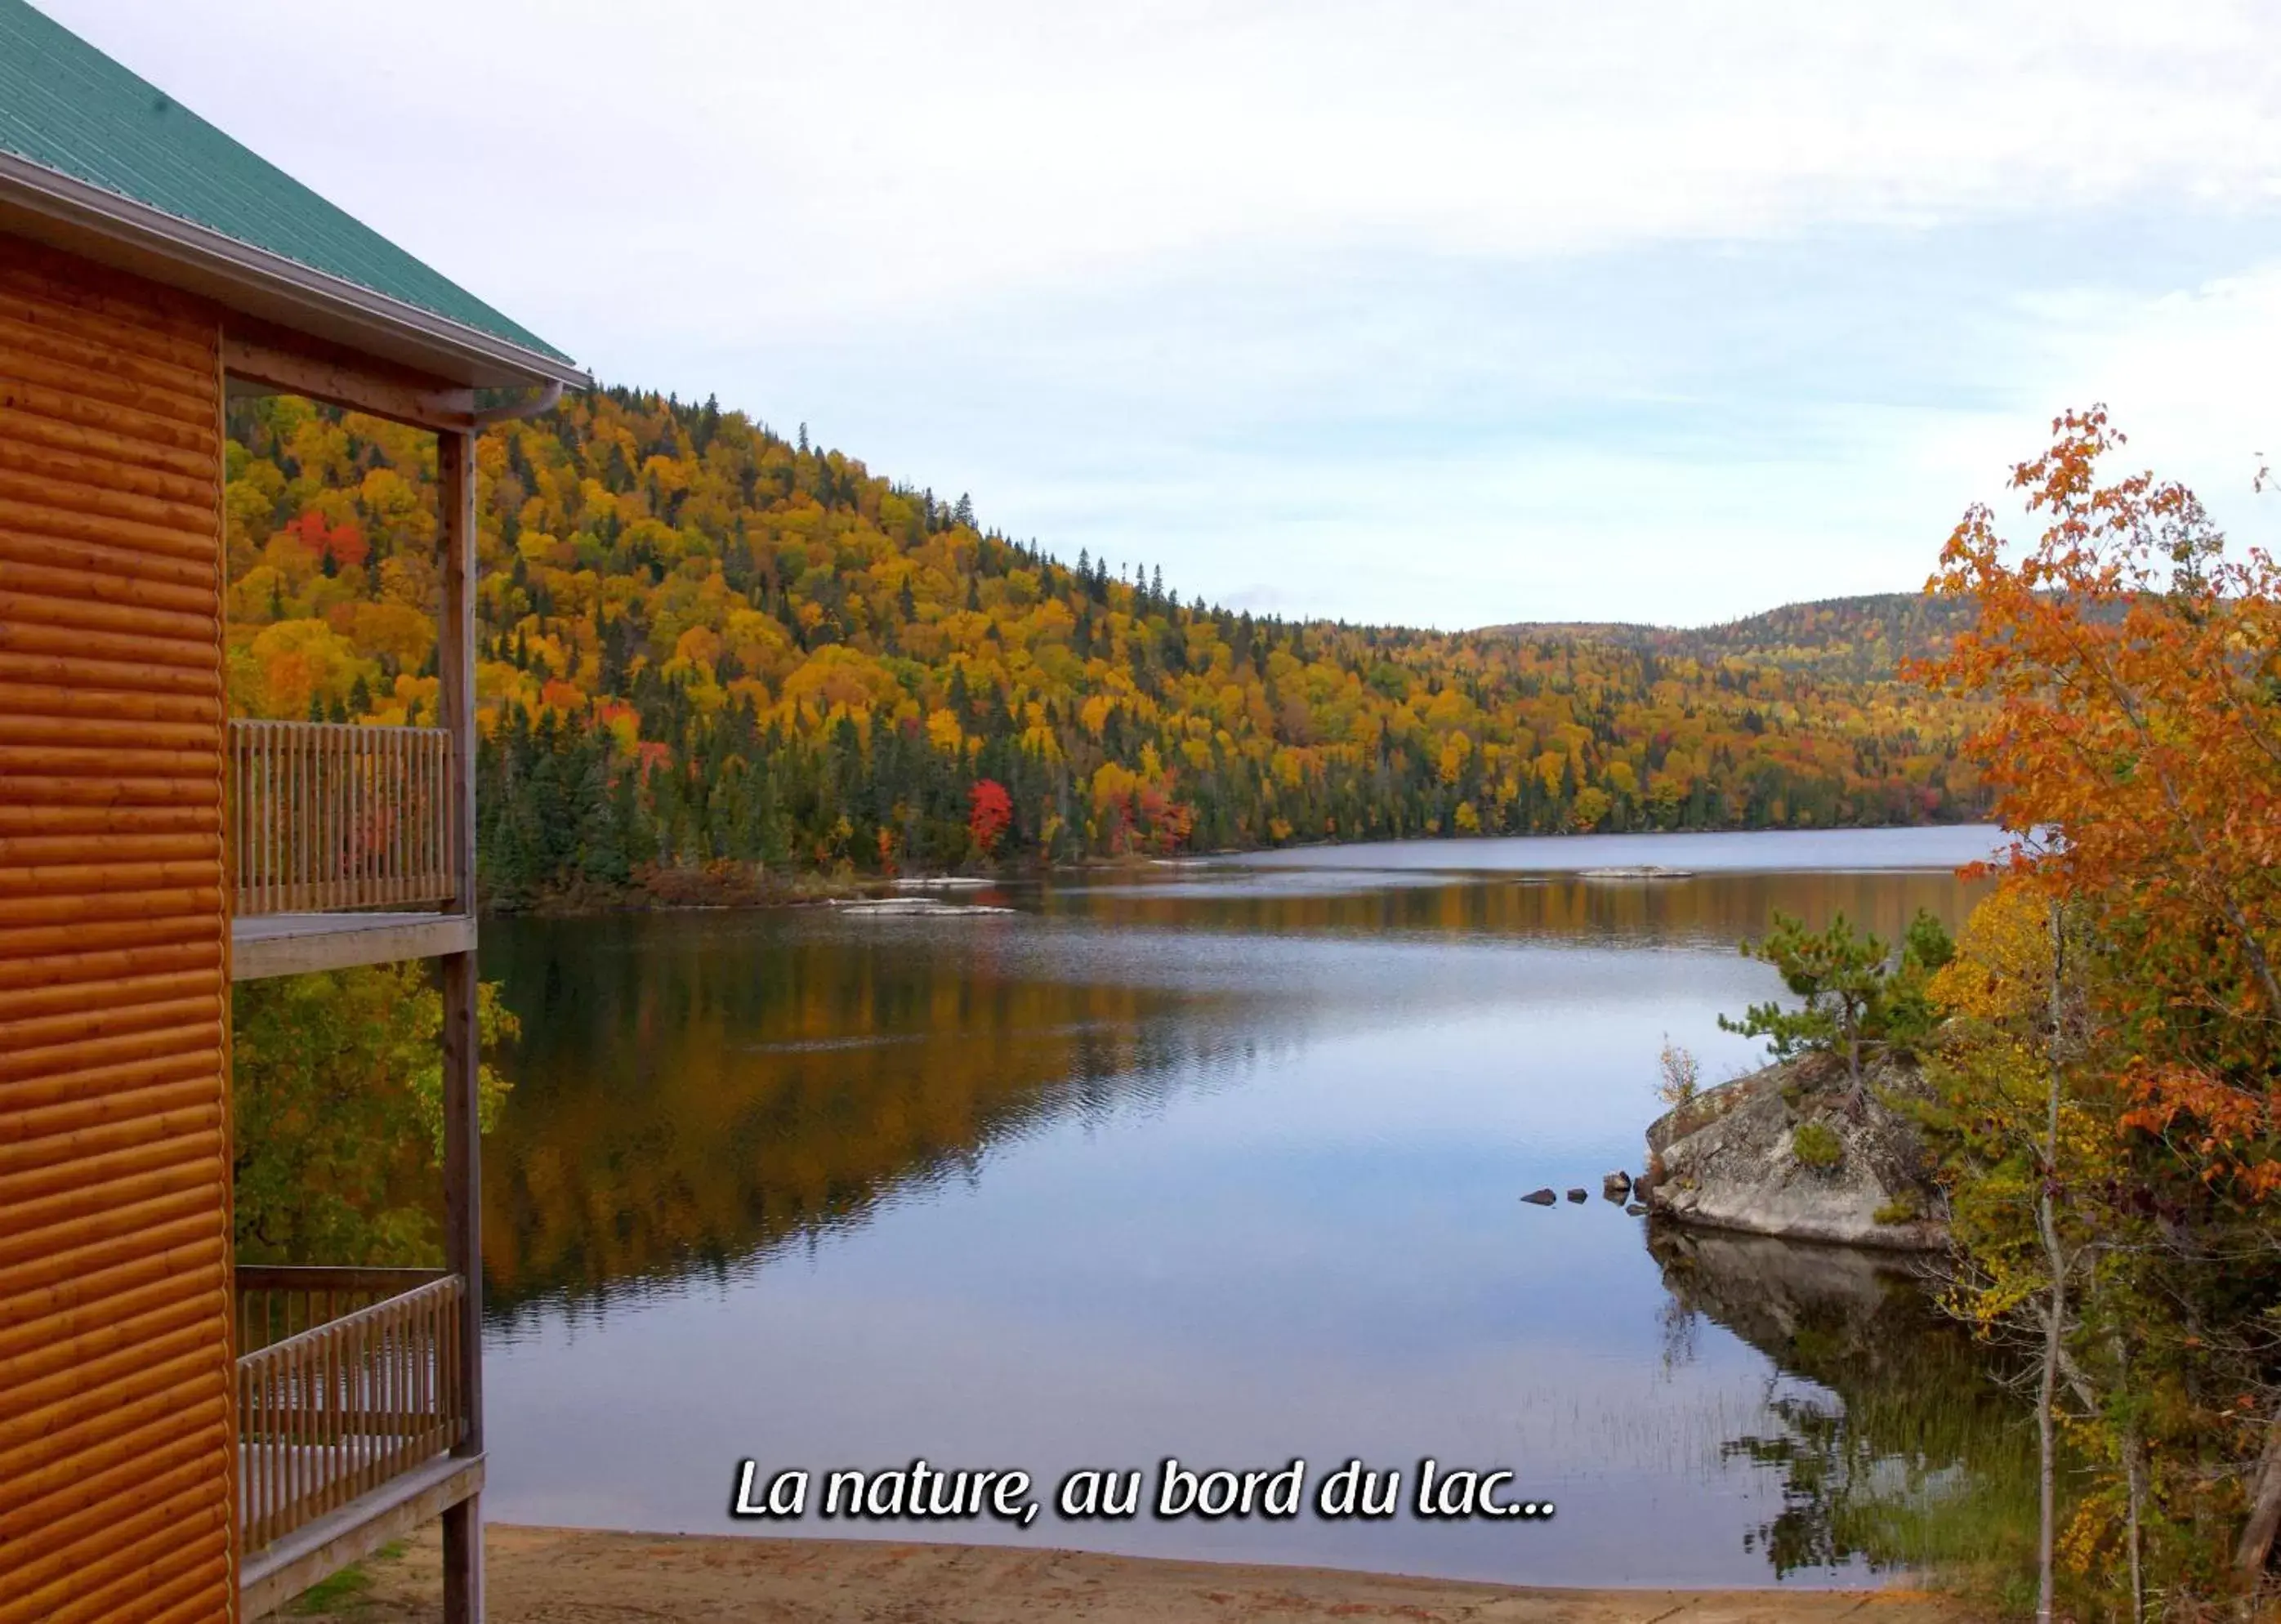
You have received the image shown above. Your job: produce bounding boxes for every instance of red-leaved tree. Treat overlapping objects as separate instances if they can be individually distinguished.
[967,779,1013,857]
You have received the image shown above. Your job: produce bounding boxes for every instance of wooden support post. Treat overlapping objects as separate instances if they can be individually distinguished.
[436,427,484,1624]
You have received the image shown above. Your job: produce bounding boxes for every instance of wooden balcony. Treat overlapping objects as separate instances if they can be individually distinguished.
[227,720,475,979]
[234,1267,482,1617]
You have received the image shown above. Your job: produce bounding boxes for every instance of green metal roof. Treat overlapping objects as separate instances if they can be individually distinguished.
[0,0,572,365]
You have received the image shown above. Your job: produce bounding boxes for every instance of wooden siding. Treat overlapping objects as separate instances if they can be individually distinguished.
[0,239,236,1621]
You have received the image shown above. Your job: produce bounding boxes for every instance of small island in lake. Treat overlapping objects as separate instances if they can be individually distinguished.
[1643,1051,1945,1251]
[1640,908,1949,1251]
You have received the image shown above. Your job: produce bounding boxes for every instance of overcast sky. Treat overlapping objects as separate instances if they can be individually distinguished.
[42,0,2281,628]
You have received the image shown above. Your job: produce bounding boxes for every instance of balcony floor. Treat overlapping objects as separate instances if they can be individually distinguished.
[239,1452,482,1619]
[232,912,475,979]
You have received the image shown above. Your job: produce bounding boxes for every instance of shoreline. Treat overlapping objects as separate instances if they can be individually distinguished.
[298,1524,1975,1622]
[478,819,2001,919]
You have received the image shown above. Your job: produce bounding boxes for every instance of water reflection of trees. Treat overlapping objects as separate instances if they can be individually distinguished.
[1050,869,1979,949]
[479,916,1277,1318]
[1649,1227,2036,1581]
[478,872,1984,1323]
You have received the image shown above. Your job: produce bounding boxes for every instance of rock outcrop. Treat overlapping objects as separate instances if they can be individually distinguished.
[1643,1051,1946,1251]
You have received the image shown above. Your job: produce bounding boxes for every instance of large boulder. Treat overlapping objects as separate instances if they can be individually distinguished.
[1643,1051,1946,1251]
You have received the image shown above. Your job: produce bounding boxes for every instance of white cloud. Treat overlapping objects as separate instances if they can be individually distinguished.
[49,1,2281,317]
[2025,267,2281,492]
[37,0,2281,624]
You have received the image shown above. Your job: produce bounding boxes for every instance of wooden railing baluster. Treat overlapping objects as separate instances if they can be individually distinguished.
[225,721,459,916]
[231,1269,463,1558]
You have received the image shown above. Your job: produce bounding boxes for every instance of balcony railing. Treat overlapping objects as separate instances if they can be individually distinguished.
[228,720,457,916]
[234,1267,466,1556]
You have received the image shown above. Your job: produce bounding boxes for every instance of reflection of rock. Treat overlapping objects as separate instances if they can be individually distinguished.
[1645,1054,1945,1251]
[1646,1222,2031,1581]
[1650,1225,1926,1361]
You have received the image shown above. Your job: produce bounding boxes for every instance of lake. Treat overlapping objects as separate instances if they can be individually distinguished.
[474,824,2033,1588]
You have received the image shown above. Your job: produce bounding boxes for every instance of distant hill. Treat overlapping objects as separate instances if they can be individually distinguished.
[219,386,1989,903]
[1479,593,1978,683]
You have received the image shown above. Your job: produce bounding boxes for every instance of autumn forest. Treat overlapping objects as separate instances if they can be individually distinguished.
[217,367,2281,1617]
[221,386,1984,904]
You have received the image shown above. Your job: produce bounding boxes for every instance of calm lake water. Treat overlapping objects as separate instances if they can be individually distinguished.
[475,825,2033,1588]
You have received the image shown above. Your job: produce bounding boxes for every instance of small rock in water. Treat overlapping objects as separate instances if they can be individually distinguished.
[1601,1170,1632,1201]
[1626,1202,1649,1216]
[1565,1188,1589,1203]
[1520,1188,1557,1206]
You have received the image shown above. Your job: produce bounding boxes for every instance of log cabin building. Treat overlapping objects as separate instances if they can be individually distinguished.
[0,3,587,1617]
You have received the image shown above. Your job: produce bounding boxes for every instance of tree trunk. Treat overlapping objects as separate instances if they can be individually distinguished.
[2037,1200,2064,1624]
[2109,1330,2145,1624]
[1841,1002,1865,1115]
[2035,901,2067,1624]
[2124,1427,2145,1624]
[2233,1412,2281,1583]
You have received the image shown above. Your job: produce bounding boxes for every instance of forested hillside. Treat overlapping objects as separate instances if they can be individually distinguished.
[1484,592,1982,682]
[221,387,1984,906]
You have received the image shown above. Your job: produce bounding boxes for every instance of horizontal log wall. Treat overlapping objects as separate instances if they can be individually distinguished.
[0,239,237,1620]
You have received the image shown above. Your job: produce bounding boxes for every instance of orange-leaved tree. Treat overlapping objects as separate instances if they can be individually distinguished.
[1916,406,2281,1591]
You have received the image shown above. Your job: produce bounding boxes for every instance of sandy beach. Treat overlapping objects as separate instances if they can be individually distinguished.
[289,1524,1975,1624]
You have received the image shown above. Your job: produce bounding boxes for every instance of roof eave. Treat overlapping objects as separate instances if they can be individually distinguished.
[0,149,591,392]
